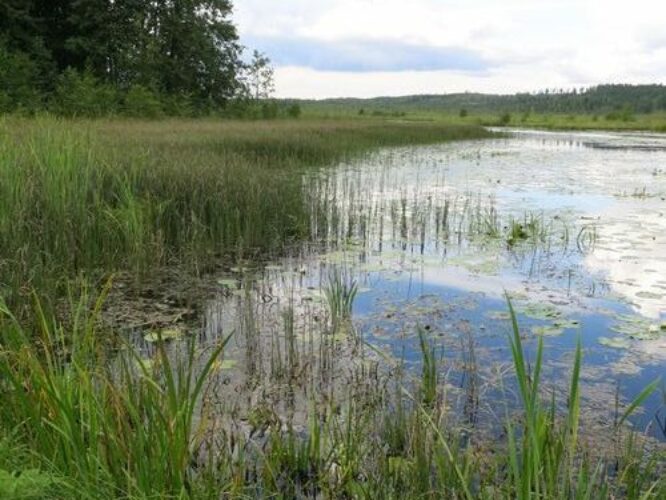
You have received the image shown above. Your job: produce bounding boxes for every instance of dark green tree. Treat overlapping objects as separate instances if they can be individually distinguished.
[0,0,247,115]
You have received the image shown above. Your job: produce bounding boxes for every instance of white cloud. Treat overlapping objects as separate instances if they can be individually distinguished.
[235,0,666,98]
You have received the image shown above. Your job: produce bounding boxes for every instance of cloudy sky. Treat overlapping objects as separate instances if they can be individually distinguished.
[235,0,666,99]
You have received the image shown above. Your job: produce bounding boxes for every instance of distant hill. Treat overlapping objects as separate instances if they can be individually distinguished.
[299,84,666,115]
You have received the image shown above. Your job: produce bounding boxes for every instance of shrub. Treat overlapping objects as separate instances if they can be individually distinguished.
[51,68,118,117]
[459,108,468,118]
[605,104,634,122]
[261,100,279,119]
[0,43,44,114]
[162,92,195,117]
[123,84,164,118]
[287,103,302,118]
[499,112,512,125]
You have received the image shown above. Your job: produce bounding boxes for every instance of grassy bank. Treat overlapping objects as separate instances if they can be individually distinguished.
[301,106,666,132]
[0,117,493,309]
[480,112,666,132]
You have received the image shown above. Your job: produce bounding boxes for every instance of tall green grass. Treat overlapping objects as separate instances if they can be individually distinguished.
[0,292,663,498]
[0,117,493,310]
[0,287,232,498]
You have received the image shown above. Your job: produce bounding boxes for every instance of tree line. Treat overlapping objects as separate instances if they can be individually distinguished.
[314,85,666,116]
[0,0,291,117]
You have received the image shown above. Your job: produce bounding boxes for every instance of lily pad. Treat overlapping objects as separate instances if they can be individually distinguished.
[532,325,565,336]
[359,262,389,273]
[610,314,666,340]
[552,319,580,329]
[485,310,511,321]
[519,304,562,321]
[144,326,186,343]
[599,337,631,349]
[635,291,663,300]
[212,359,238,372]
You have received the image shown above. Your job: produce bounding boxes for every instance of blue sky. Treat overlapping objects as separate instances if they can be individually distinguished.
[235,0,666,98]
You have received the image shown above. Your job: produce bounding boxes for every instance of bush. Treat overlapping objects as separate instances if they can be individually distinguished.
[287,103,302,118]
[459,108,468,118]
[51,68,118,117]
[499,112,512,125]
[123,85,164,118]
[0,43,44,114]
[162,92,195,117]
[606,104,634,122]
[261,100,279,119]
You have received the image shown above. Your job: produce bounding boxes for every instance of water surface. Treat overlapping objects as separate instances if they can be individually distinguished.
[203,128,666,439]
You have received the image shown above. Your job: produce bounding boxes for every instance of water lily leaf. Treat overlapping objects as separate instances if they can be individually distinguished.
[599,337,631,349]
[552,319,580,329]
[358,262,388,273]
[610,313,665,340]
[144,326,186,343]
[635,291,663,300]
[520,304,562,321]
[485,310,511,321]
[532,325,564,336]
[212,359,237,372]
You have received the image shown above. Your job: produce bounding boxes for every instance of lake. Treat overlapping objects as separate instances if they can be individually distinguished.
[191,128,666,441]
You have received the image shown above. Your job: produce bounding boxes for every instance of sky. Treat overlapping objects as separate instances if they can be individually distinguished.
[234,0,666,99]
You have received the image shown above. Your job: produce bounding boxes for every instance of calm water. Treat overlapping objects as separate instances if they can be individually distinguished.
[202,129,666,439]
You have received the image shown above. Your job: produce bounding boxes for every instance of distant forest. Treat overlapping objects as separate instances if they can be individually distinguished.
[0,0,287,117]
[305,85,666,115]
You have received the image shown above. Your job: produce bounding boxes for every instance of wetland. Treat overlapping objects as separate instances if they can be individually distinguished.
[1,119,665,498]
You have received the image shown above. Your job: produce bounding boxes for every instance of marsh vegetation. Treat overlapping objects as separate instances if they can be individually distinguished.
[1,118,665,499]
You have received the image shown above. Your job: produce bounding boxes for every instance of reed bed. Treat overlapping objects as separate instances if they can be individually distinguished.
[0,117,493,310]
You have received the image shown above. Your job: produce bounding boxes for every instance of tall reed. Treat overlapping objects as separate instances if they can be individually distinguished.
[0,286,232,498]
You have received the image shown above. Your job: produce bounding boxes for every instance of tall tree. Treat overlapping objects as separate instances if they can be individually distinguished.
[0,0,245,112]
[245,50,275,100]
[156,0,242,106]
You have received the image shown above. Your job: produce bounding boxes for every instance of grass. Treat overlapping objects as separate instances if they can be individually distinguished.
[324,270,358,337]
[1,291,662,498]
[0,116,493,312]
[0,287,233,498]
[0,115,664,498]
[301,104,666,132]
